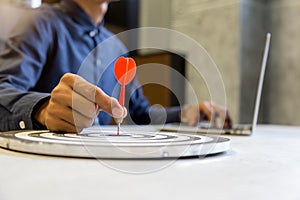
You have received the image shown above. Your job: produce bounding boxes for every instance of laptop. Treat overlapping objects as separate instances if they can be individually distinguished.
[161,33,271,136]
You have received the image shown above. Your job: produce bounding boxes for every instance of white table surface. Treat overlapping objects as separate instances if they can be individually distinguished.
[1,125,300,200]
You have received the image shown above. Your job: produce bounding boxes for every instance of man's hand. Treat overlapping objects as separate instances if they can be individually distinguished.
[34,73,126,133]
[180,101,232,129]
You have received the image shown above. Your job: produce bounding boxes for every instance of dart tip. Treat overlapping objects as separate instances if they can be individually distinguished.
[117,123,120,136]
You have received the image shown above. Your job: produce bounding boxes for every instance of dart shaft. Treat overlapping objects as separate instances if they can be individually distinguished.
[119,84,125,107]
[117,84,126,136]
[115,118,123,136]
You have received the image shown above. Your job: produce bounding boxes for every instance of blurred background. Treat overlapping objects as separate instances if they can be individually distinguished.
[0,0,299,125]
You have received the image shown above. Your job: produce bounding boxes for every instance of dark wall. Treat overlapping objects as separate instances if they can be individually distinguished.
[105,0,139,30]
[240,0,271,123]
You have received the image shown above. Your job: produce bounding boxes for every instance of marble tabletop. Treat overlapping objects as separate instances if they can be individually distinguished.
[0,125,300,200]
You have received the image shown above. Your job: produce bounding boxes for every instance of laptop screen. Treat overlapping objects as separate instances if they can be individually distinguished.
[251,33,271,133]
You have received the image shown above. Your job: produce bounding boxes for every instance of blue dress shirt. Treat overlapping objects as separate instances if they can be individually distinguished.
[0,0,180,131]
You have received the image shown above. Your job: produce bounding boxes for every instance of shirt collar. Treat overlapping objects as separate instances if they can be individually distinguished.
[60,0,104,35]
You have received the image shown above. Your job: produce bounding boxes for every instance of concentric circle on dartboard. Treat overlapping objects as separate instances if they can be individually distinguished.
[0,128,230,159]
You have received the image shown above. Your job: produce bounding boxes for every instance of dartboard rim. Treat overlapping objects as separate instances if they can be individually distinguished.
[0,129,230,159]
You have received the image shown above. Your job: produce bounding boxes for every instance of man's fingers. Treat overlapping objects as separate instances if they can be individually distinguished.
[113,105,127,119]
[114,107,127,124]
[46,100,94,129]
[210,102,233,128]
[199,101,233,128]
[199,102,214,121]
[48,120,82,133]
[62,73,125,119]
[181,105,200,126]
[210,103,224,119]
[72,91,99,119]
[210,103,225,127]
[199,102,221,127]
[224,110,233,128]
[95,89,125,119]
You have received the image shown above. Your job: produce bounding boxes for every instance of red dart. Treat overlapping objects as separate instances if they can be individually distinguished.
[114,56,136,135]
[114,56,136,106]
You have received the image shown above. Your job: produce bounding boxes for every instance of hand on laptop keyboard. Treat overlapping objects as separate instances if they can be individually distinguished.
[180,101,232,129]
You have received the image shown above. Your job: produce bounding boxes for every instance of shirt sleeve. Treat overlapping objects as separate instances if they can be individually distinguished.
[0,10,51,131]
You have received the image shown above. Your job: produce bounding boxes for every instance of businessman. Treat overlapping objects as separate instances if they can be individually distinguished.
[0,0,232,132]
